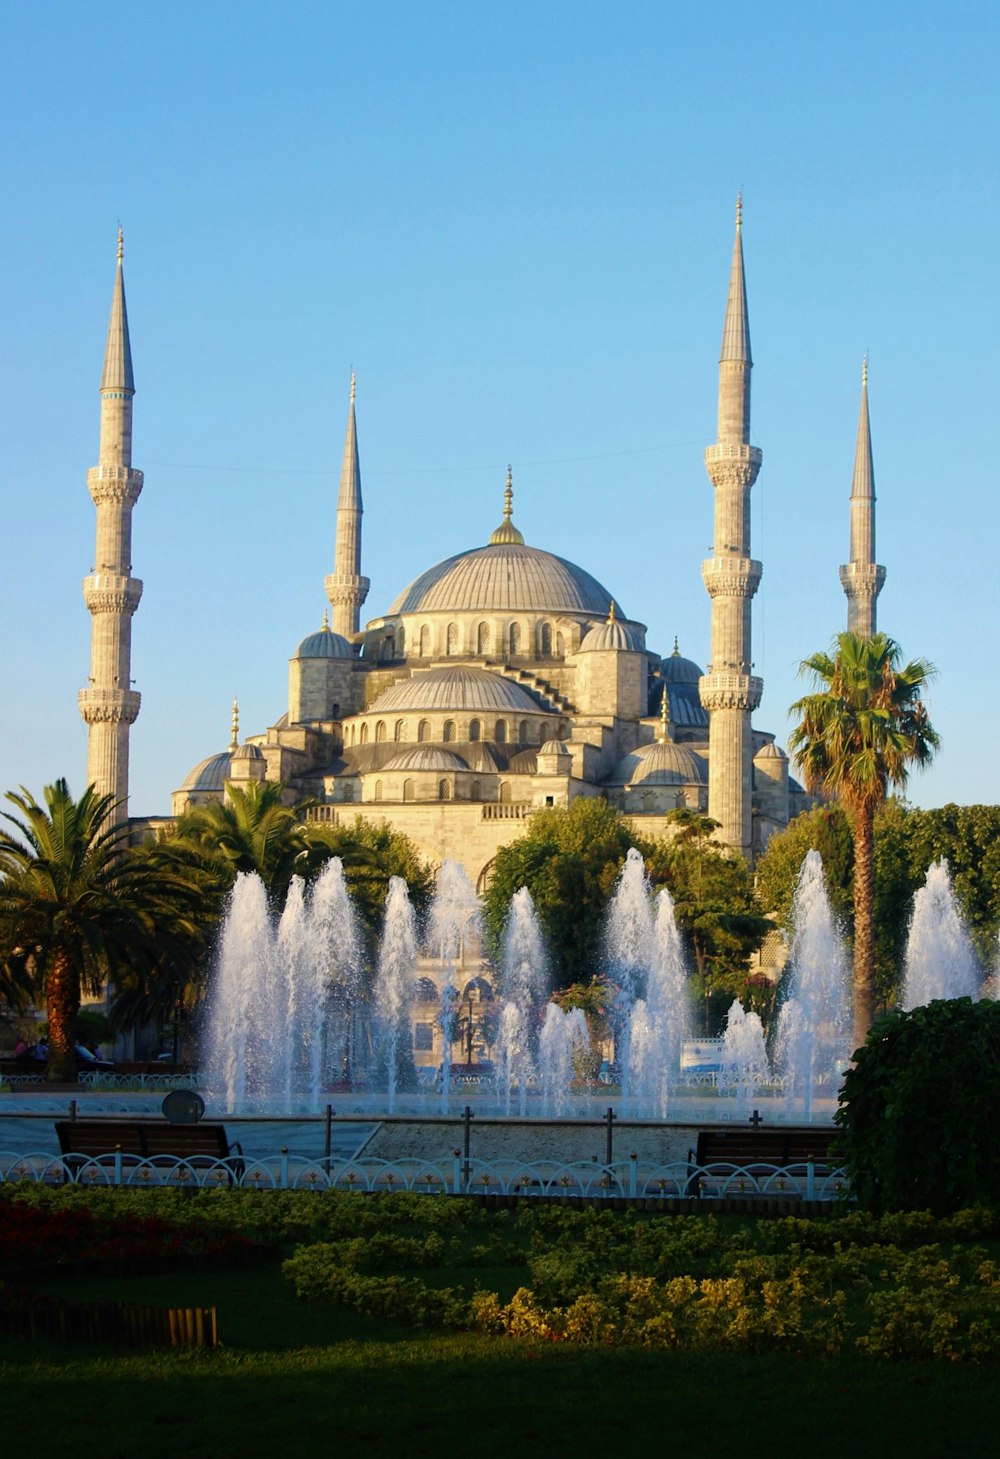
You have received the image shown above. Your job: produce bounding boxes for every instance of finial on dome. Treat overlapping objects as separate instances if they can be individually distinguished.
[672,636,680,656]
[350,370,356,406]
[230,696,239,751]
[117,226,124,263]
[322,607,330,631]
[608,600,617,623]
[659,686,671,743]
[488,464,525,545]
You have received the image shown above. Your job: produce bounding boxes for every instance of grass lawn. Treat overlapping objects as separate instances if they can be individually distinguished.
[3,1189,999,1458]
[2,1261,996,1459]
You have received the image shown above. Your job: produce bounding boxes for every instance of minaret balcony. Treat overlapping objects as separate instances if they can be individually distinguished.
[838,563,886,592]
[87,465,143,506]
[704,443,762,469]
[78,687,141,725]
[83,574,143,615]
[701,557,762,597]
[698,672,763,713]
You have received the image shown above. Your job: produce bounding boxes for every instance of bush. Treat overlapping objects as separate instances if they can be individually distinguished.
[835,998,1000,1214]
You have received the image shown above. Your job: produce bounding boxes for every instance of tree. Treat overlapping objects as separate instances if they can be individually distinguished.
[835,999,1000,1214]
[170,781,323,905]
[0,780,210,1082]
[789,632,938,1048]
[308,814,434,939]
[482,799,770,1005]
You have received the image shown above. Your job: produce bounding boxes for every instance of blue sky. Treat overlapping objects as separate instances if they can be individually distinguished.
[1,1,997,816]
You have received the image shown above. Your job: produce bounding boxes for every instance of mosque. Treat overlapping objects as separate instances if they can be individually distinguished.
[82,206,883,891]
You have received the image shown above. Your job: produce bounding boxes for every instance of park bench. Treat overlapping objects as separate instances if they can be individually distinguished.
[53,1120,244,1183]
[688,1126,840,1197]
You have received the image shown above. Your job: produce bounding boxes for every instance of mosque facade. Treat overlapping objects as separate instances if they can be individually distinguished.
[84,208,883,888]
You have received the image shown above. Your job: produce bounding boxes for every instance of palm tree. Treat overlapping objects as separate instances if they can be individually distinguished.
[170,781,324,904]
[0,780,211,1082]
[789,632,938,1047]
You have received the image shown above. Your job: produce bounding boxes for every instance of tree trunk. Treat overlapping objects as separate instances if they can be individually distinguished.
[46,947,80,1084]
[852,804,876,1051]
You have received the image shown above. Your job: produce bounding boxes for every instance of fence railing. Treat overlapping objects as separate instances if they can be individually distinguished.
[0,1149,849,1203]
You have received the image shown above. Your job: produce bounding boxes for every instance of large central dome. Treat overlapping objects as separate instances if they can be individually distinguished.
[388,541,618,617]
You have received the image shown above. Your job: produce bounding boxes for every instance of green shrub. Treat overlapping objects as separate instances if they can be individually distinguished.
[835,998,1000,1214]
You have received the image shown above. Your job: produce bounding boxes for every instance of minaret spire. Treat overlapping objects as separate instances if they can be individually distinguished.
[325,372,369,638]
[839,356,885,636]
[79,230,143,822]
[698,199,763,861]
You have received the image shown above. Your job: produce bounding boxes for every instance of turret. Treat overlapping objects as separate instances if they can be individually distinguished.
[78,230,143,820]
[325,373,370,638]
[698,197,763,861]
[839,357,886,635]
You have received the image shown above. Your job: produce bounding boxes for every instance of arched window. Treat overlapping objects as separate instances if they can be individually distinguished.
[438,779,451,801]
[342,782,356,803]
[446,622,459,655]
[403,779,415,803]
[394,719,404,742]
[495,720,507,743]
[477,622,490,655]
[443,720,456,743]
[397,625,406,657]
[375,720,386,743]
[469,718,481,742]
[499,781,511,803]
[418,719,431,743]
[539,622,553,656]
[470,779,481,800]
[556,632,565,656]
[509,622,521,656]
[374,780,383,802]
[419,624,431,657]
[518,719,528,743]
[360,723,369,744]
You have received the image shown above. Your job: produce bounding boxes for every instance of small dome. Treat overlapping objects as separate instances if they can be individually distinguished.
[539,738,571,757]
[507,749,538,773]
[609,740,707,787]
[232,741,265,762]
[660,639,704,683]
[368,666,544,715]
[754,741,788,762]
[177,750,231,792]
[296,624,354,659]
[380,747,469,773]
[578,608,644,654]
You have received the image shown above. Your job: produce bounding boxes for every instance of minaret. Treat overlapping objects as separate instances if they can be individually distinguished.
[839,357,885,635]
[698,197,763,861]
[325,372,369,638]
[78,230,143,820]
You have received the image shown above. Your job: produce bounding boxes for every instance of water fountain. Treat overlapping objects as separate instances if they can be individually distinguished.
[495,886,548,1115]
[902,860,981,1009]
[373,876,419,1114]
[204,857,363,1114]
[775,849,851,1121]
[605,849,690,1117]
[719,999,769,1120]
[425,860,483,1112]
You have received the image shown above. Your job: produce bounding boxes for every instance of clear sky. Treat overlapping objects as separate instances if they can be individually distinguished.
[1,1,997,817]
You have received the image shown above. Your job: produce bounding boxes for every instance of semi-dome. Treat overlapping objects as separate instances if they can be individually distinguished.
[295,623,354,659]
[578,606,644,653]
[368,666,544,715]
[609,740,708,787]
[380,746,469,773]
[177,750,231,792]
[388,542,618,617]
[754,741,788,762]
